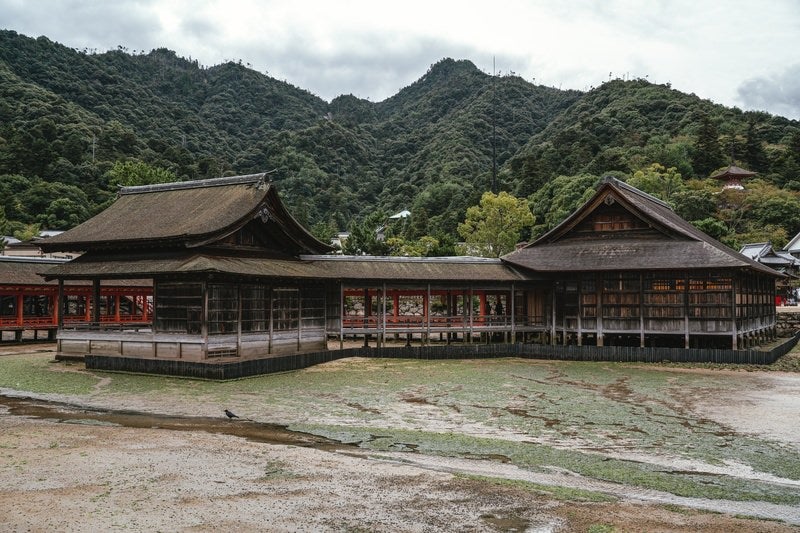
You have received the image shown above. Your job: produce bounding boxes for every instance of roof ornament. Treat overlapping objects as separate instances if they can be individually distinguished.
[256,168,279,190]
[257,206,271,223]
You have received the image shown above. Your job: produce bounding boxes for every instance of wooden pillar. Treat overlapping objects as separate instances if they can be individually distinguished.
[510,284,516,343]
[92,279,101,324]
[57,280,64,329]
[201,281,209,359]
[83,292,91,322]
[551,287,557,345]
[425,284,431,345]
[639,273,645,348]
[363,288,370,348]
[339,283,344,350]
[114,294,121,323]
[731,276,738,350]
[684,271,690,349]
[51,292,58,327]
[468,285,474,343]
[15,293,23,327]
[576,278,583,346]
[595,274,603,347]
[269,287,275,354]
[237,285,243,355]
[297,286,302,351]
[381,283,387,348]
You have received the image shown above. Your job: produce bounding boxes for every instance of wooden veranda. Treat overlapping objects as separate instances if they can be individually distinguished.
[0,257,152,342]
[337,283,548,346]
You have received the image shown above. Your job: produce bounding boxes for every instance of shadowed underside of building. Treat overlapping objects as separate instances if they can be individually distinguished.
[38,174,780,369]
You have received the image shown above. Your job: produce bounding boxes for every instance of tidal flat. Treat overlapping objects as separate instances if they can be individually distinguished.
[1,347,799,530]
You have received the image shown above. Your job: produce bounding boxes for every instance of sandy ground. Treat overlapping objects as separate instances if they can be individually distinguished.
[1,343,800,531]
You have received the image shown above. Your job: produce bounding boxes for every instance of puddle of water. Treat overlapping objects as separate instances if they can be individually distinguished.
[480,513,530,532]
[0,395,341,449]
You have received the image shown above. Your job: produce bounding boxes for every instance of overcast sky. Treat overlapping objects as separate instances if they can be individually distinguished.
[2,0,799,119]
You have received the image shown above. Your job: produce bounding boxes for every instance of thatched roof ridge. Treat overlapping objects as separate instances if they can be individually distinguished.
[38,173,332,255]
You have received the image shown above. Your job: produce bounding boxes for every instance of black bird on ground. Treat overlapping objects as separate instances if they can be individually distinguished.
[224,409,239,419]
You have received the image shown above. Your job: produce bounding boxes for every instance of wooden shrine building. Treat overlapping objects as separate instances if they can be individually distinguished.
[39,173,781,367]
[502,177,779,349]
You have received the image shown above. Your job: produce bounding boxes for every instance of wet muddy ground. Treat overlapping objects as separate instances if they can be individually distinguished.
[1,344,800,531]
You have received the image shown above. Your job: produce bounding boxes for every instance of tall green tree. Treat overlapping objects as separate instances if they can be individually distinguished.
[691,113,726,177]
[342,211,389,255]
[0,206,7,251]
[744,121,769,173]
[457,191,534,257]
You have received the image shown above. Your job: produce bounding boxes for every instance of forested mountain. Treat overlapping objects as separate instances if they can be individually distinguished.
[2,30,800,252]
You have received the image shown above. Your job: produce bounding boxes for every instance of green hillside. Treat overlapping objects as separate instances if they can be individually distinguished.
[1,30,799,252]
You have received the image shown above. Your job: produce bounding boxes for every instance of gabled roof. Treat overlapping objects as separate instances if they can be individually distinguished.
[503,177,781,276]
[39,174,332,255]
[784,230,800,254]
[739,242,772,261]
[739,242,799,269]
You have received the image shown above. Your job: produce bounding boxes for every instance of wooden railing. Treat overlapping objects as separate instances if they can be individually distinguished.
[342,314,548,330]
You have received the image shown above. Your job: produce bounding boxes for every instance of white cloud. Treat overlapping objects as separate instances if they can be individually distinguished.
[738,64,800,120]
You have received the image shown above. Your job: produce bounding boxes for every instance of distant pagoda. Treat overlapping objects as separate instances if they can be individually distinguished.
[710,164,756,190]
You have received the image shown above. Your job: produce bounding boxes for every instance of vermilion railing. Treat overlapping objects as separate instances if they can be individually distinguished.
[342,314,550,330]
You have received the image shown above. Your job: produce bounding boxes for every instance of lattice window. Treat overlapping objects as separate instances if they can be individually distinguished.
[301,288,325,329]
[273,288,299,331]
[155,282,202,334]
[241,285,269,333]
[208,284,238,335]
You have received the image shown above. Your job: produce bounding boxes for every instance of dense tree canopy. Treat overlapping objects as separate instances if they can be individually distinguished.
[1,30,800,253]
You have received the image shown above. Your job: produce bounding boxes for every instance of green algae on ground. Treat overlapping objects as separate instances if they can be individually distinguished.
[454,473,618,502]
[0,355,98,395]
[290,422,800,505]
